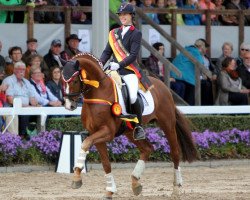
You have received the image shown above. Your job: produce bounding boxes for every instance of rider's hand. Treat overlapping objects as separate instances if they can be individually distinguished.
[110,62,120,71]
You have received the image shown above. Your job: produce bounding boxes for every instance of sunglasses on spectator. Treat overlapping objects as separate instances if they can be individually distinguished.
[240,48,250,51]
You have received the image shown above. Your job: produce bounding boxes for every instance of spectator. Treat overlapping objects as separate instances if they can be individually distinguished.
[215,57,249,105]
[197,39,216,105]
[199,0,218,25]
[145,42,166,81]
[236,42,250,67]
[5,46,23,76]
[0,0,22,23]
[171,39,204,105]
[0,65,5,84]
[43,0,63,23]
[0,40,5,68]
[2,61,38,137]
[22,38,39,66]
[156,0,170,24]
[27,54,50,81]
[183,0,202,25]
[224,0,250,25]
[166,0,185,25]
[0,82,7,131]
[214,0,237,25]
[30,67,62,107]
[215,42,234,75]
[24,0,48,23]
[61,34,82,61]
[140,0,160,24]
[44,39,64,70]
[237,51,250,90]
[46,66,64,105]
[78,0,92,23]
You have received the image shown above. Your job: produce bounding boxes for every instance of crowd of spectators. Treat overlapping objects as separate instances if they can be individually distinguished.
[0,34,83,138]
[145,39,250,106]
[1,0,250,26]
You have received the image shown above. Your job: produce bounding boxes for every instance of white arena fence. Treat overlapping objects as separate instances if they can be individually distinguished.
[0,98,249,134]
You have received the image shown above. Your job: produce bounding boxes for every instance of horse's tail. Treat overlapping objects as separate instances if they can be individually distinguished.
[175,108,198,162]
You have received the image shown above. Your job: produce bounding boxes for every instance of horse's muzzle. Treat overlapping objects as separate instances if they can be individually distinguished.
[64,98,78,111]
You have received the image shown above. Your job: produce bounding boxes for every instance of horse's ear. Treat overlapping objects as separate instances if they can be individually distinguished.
[75,60,80,71]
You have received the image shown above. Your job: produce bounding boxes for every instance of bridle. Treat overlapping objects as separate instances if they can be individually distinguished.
[62,70,108,101]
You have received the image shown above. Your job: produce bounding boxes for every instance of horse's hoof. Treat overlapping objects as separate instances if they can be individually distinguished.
[132,184,143,196]
[102,196,112,200]
[71,180,82,189]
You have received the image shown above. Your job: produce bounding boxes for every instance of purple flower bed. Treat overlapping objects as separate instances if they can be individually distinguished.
[0,128,249,165]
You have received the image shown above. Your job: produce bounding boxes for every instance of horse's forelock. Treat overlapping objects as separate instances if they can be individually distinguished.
[62,60,79,82]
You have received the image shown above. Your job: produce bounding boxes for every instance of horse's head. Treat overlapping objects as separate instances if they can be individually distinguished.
[62,54,104,111]
[62,60,84,110]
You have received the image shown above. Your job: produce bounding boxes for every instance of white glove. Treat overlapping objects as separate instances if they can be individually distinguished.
[109,62,120,71]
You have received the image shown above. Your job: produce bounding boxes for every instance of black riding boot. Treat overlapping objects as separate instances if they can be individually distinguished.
[131,99,146,140]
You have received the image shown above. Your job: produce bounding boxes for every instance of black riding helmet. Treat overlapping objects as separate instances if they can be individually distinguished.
[116,3,135,15]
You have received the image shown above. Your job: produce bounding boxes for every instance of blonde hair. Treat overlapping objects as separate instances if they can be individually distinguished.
[222,42,233,51]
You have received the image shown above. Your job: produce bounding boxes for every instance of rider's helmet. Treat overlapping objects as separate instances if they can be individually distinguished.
[116,3,135,16]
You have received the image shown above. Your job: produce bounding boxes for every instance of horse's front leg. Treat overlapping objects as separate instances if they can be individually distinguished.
[95,143,117,200]
[72,125,114,189]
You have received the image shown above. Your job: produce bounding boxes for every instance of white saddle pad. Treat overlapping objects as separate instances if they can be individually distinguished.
[115,82,154,116]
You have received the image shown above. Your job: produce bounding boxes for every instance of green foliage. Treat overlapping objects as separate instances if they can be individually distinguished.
[46,115,250,132]
[188,115,250,132]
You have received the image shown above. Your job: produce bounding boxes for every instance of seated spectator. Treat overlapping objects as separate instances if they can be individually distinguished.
[214,0,237,25]
[43,0,63,23]
[224,0,250,25]
[2,61,38,137]
[215,57,249,105]
[145,42,165,81]
[30,67,62,107]
[0,82,7,131]
[0,40,5,68]
[237,51,250,90]
[27,54,50,81]
[46,66,64,105]
[156,0,170,24]
[61,34,82,61]
[183,0,202,25]
[171,39,204,105]
[197,39,216,105]
[5,46,24,77]
[236,42,250,67]
[166,0,185,25]
[22,38,39,65]
[79,0,92,23]
[140,0,160,24]
[0,0,22,23]
[44,39,64,70]
[199,0,219,25]
[24,0,48,23]
[0,65,5,85]
[215,42,234,76]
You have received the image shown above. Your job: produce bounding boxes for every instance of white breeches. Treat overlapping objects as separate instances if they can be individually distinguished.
[122,74,139,104]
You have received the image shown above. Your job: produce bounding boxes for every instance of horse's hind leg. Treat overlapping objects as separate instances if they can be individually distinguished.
[126,132,154,196]
[157,114,183,186]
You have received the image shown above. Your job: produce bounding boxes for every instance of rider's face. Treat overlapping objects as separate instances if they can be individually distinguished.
[118,13,132,26]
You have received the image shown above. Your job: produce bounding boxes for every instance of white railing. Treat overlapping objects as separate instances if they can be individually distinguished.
[0,98,249,134]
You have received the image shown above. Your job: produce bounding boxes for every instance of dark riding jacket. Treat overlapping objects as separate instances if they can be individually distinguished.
[100,26,142,75]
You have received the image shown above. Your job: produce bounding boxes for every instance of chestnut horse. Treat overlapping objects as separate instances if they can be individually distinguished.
[62,53,198,200]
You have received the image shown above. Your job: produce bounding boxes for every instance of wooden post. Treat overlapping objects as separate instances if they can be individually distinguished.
[27,6,34,40]
[238,10,245,50]
[171,9,177,58]
[205,10,211,57]
[195,64,201,105]
[64,7,71,46]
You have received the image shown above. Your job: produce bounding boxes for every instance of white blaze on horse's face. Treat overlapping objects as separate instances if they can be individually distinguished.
[64,82,73,111]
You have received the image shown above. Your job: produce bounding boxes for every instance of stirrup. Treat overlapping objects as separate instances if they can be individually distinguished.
[133,126,146,140]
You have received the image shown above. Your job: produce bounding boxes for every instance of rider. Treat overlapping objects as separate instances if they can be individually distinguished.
[100,2,145,140]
